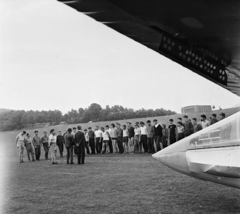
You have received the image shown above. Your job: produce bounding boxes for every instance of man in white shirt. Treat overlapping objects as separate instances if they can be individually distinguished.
[95,126,103,154]
[201,114,210,129]
[140,121,148,153]
[16,131,26,163]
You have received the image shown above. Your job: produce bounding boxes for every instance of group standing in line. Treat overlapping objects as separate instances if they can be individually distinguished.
[15,112,226,163]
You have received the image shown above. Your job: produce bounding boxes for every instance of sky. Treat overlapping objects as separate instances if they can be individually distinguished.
[0,0,239,114]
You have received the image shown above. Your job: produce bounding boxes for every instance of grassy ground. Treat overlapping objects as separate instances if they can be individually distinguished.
[0,131,240,214]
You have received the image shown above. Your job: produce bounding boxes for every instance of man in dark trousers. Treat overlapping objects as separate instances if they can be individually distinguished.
[75,126,86,164]
[64,128,75,164]
[153,119,163,151]
[57,131,65,158]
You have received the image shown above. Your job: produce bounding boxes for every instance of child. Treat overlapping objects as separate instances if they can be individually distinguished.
[122,125,129,154]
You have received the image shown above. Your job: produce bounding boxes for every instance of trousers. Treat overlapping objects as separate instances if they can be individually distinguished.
[66,147,73,163]
[26,143,35,161]
[42,143,49,160]
[35,145,41,160]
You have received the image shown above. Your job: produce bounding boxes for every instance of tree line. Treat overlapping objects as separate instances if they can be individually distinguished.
[0,103,176,131]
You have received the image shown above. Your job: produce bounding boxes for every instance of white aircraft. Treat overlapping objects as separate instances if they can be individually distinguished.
[153,111,240,189]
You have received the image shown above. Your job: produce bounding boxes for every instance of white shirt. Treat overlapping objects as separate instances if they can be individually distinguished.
[102,130,110,141]
[134,127,141,135]
[140,126,147,135]
[95,130,103,138]
[123,129,128,137]
[16,133,25,143]
[85,132,89,142]
[49,134,57,146]
[201,120,210,129]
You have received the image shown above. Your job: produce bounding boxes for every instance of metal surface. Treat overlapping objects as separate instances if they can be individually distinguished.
[58,0,240,96]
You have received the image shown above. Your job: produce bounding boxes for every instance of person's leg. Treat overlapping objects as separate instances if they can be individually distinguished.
[66,148,69,164]
[139,136,143,153]
[106,141,109,153]
[35,147,38,160]
[81,144,85,164]
[37,145,41,160]
[144,135,148,153]
[109,139,113,153]
[77,146,81,164]
[99,139,103,154]
[159,137,163,150]
[20,146,24,162]
[101,142,106,154]
[113,139,118,153]
[95,138,99,154]
[70,147,73,163]
[134,136,138,153]
[26,145,30,161]
[154,136,160,151]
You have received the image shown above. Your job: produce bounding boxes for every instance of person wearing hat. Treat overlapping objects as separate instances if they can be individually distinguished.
[210,114,218,125]
[201,115,210,129]
[15,131,26,163]
[220,112,226,120]
[183,115,194,137]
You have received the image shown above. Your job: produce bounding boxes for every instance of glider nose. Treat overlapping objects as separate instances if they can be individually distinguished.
[152,143,191,176]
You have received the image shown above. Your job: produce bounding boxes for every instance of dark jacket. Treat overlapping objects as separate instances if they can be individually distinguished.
[75,131,86,147]
[57,135,65,145]
[64,133,75,148]
[154,124,162,137]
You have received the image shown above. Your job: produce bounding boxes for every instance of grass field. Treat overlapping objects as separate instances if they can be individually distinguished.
[0,130,240,214]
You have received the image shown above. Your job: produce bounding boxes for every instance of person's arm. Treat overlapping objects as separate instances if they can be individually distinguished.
[15,135,19,145]
[32,137,36,148]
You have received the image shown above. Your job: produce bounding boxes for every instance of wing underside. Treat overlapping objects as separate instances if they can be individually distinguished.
[58,0,240,96]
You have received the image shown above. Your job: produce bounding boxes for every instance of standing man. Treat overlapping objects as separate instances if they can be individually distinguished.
[15,131,26,163]
[84,129,91,155]
[32,130,42,161]
[24,133,35,162]
[116,123,124,153]
[95,126,103,154]
[41,131,49,160]
[75,126,86,164]
[49,129,58,164]
[107,125,113,153]
[127,122,135,154]
[201,114,210,129]
[153,119,163,151]
[183,115,194,137]
[210,114,218,125]
[192,118,202,133]
[168,119,177,145]
[140,122,148,153]
[146,120,155,153]
[88,127,95,154]
[57,131,65,158]
[72,127,78,155]
[64,128,75,164]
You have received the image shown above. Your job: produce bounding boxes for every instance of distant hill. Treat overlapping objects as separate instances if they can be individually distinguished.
[0,108,11,114]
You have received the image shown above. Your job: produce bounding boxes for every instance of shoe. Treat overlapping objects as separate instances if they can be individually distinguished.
[67,162,69,164]
[32,160,35,161]
[70,162,74,164]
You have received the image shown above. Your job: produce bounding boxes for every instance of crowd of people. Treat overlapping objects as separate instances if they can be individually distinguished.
[15,112,226,164]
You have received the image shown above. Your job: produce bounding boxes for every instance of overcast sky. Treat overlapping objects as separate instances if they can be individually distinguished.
[0,0,239,114]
